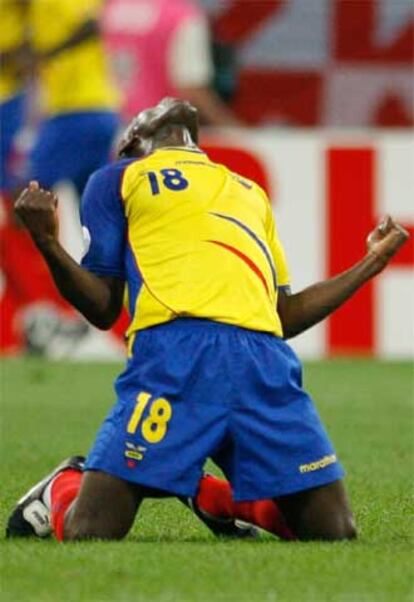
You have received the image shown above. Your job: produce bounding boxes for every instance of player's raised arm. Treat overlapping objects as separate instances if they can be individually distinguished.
[277,216,409,339]
[14,181,124,330]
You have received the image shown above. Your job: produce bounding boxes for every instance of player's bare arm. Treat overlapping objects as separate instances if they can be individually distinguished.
[278,216,409,339]
[14,181,124,329]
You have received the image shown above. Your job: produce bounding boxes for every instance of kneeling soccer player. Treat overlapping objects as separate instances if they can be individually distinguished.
[7,98,409,542]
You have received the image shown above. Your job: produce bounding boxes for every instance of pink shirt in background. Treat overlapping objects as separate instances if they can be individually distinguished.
[102,0,213,120]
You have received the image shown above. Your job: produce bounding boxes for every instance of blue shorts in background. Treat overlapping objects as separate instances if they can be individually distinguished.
[85,319,344,501]
[28,111,119,195]
[0,93,25,191]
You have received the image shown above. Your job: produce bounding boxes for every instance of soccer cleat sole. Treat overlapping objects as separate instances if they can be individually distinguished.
[6,455,85,538]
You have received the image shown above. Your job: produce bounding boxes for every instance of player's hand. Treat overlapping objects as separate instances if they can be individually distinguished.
[14,181,59,247]
[366,215,409,271]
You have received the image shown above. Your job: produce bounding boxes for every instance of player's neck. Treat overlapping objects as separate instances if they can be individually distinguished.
[152,125,198,152]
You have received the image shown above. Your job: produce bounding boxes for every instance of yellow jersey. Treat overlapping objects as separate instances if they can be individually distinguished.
[0,0,27,101]
[80,148,291,338]
[29,0,118,114]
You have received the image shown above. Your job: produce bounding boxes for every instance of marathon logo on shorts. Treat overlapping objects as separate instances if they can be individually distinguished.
[299,454,337,473]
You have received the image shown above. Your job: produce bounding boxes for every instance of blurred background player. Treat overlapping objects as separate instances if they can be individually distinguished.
[0,0,124,357]
[0,0,31,352]
[102,0,241,126]
[27,0,119,196]
[0,0,30,195]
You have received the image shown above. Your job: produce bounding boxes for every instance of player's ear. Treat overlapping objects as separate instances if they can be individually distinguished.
[185,109,199,144]
[117,117,142,158]
[117,137,143,159]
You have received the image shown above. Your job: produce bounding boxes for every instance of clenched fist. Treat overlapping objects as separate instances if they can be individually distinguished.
[14,181,59,247]
[367,215,409,272]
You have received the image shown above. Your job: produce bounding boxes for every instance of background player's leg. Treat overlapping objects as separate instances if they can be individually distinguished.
[60,471,145,541]
[276,479,357,541]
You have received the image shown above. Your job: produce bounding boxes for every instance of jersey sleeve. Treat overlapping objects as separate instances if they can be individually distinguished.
[80,163,127,278]
[265,203,291,292]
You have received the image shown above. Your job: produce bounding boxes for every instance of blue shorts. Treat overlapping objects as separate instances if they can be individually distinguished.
[28,111,119,194]
[0,93,25,191]
[85,319,344,501]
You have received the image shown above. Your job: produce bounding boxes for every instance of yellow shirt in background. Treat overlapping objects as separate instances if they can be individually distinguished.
[29,0,119,115]
[0,0,27,102]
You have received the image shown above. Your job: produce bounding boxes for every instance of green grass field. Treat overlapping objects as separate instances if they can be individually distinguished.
[1,358,413,601]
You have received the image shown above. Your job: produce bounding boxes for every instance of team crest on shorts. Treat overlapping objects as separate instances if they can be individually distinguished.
[124,441,147,468]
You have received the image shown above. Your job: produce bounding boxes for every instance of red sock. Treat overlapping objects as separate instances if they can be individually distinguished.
[234,500,295,540]
[50,469,82,541]
[196,474,295,540]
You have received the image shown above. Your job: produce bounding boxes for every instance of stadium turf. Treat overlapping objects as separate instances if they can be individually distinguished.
[1,358,413,601]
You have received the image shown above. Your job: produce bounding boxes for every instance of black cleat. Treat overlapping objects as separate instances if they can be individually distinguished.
[6,455,85,538]
[179,475,259,540]
[181,496,259,539]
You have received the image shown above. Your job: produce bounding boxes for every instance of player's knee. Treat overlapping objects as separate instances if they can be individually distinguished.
[316,512,357,541]
[294,509,357,542]
[63,523,126,541]
[62,514,127,541]
[341,514,357,540]
[327,513,357,541]
[62,521,89,541]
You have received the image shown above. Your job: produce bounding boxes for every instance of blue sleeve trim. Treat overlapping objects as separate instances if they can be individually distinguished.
[80,160,134,279]
[278,285,291,294]
[83,265,126,278]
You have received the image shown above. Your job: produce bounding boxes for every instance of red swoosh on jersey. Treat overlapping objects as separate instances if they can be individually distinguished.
[206,240,269,295]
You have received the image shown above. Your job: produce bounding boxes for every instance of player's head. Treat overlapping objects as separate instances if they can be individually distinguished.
[118,97,199,159]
